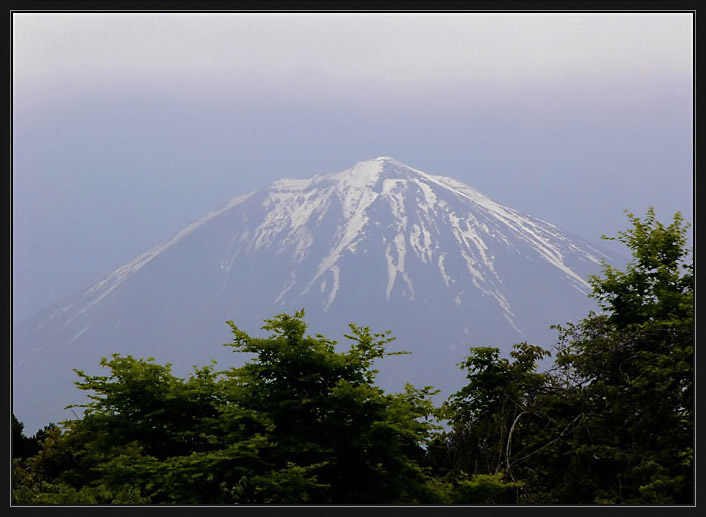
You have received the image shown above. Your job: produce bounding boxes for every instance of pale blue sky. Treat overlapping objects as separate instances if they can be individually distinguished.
[12,12,693,322]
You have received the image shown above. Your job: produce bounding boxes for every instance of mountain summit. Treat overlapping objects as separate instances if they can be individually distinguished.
[14,157,613,432]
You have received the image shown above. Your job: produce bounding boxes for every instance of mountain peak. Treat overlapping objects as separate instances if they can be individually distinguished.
[372,156,409,169]
[314,157,429,188]
[368,156,418,171]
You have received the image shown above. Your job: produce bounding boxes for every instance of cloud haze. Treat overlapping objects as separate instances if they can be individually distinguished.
[14,13,691,107]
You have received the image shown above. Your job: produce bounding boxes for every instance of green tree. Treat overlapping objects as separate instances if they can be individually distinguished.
[426,343,557,503]
[551,208,693,503]
[13,311,442,504]
[436,208,693,504]
[221,311,441,503]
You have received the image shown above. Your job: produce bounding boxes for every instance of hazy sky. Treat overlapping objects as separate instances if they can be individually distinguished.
[13,12,693,323]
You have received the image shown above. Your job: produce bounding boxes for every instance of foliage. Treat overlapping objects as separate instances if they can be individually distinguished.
[549,209,694,503]
[589,208,692,329]
[220,311,441,503]
[432,208,693,504]
[13,311,440,504]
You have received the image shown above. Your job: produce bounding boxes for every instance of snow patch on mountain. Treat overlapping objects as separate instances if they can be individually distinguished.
[385,233,415,301]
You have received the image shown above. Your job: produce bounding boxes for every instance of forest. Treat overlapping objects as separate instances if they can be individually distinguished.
[12,209,693,505]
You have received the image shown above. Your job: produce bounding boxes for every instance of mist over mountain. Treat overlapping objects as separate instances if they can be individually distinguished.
[14,157,617,432]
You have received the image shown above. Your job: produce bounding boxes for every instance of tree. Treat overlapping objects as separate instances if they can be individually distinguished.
[551,209,693,503]
[436,209,693,504]
[13,311,442,504]
[221,311,441,503]
[424,343,550,503]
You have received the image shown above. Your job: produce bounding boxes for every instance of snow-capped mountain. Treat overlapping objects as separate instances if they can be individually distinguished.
[14,157,614,432]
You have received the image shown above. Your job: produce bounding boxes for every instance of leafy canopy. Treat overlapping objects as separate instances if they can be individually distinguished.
[431,209,693,504]
[13,310,441,504]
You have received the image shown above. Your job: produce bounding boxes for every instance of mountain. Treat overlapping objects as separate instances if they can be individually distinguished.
[13,157,615,432]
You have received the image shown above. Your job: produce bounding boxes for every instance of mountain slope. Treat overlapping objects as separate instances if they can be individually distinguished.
[14,157,614,432]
